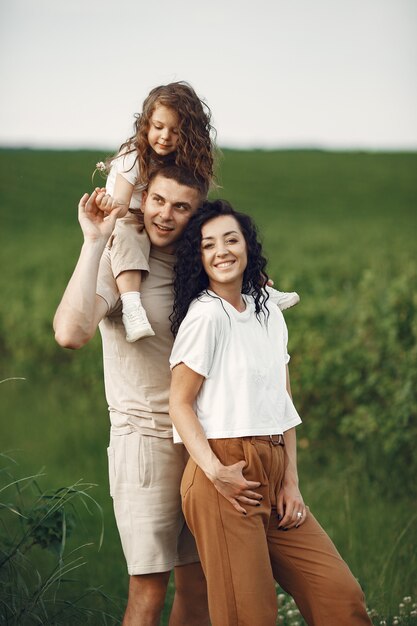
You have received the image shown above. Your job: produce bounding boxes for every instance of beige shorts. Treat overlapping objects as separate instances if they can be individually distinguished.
[108,212,151,279]
[107,430,199,575]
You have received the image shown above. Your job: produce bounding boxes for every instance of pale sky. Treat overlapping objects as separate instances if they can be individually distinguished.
[1,0,416,150]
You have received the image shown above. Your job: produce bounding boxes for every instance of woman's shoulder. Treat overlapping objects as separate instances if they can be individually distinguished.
[242,292,277,315]
[184,292,231,325]
[242,292,285,329]
[175,294,226,344]
[188,292,223,314]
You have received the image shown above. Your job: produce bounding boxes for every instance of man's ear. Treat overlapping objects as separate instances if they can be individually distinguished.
[141,190,147,212]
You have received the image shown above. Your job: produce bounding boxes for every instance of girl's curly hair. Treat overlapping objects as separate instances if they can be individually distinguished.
[170,199,270,336]
[111,81,216,194]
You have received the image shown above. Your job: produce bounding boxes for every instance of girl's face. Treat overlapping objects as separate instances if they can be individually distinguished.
[147,104,180,156]
[201,215,248,290]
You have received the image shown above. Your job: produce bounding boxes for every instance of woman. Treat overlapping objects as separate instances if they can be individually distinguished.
[169,200,371,626]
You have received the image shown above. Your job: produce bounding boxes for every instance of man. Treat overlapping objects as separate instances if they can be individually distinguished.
[54,165,209,626]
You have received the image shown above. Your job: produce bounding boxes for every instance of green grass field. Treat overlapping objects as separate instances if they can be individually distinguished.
[1,148,416,624]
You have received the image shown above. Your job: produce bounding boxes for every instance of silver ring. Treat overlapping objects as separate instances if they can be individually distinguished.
[297,511,302,518]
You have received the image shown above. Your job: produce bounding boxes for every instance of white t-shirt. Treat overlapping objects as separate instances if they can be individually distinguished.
[169,291,302,442]
[106,150,144,209]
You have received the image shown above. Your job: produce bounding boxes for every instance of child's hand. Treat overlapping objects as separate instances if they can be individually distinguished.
[95,188,129,218]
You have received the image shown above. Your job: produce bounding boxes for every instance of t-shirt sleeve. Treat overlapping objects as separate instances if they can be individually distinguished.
[282,391,302,430]
[282,314,291,365]
[281,313,300,429]
[110,151,140,187]
[170,306,218,378]
[96,247,120,312]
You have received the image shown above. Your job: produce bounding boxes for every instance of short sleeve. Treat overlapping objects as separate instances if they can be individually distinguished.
[170,306,218,378]
[282,315,291,365]
[282,391,302,430]
[96,247,120,313]
[264,287,291,364]
[109,151,140,187]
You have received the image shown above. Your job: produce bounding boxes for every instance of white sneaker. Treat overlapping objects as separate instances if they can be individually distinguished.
[274,291,300,311]
[122,303,155,342]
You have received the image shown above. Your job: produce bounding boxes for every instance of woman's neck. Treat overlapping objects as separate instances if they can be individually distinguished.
[208,281,245,312]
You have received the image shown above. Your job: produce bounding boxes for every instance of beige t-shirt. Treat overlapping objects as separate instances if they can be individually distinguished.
[96,245,176,437]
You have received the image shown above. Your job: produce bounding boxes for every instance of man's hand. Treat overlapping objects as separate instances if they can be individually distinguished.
[277,480,307,529]
[95,187,130,219]
[78,190,124,242]
[211,460,262,515]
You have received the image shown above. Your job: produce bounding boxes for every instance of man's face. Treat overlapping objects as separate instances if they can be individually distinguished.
[141,175,201,254]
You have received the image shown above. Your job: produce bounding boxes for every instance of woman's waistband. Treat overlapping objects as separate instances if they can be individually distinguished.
[210,434,285,446]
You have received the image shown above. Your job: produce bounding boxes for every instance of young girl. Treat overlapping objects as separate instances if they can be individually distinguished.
[169,200,371,626]
[98,81,299,342]
[98,81,214,341]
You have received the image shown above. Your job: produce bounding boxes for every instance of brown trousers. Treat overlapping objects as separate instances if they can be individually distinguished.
[181,437,372,626]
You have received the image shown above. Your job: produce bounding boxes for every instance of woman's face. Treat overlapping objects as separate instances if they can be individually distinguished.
[200,215,248,289]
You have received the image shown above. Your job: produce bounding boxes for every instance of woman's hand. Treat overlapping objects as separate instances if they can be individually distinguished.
[211,460,262,515]
[276,479,307,529]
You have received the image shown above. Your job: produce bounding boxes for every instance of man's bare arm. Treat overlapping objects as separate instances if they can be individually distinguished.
[53,191,122,349]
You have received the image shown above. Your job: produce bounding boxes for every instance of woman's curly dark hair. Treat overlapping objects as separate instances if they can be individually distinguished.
[108,81,216,194]
[171,200,270,336]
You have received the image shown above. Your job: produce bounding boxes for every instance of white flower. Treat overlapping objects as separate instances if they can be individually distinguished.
[95,161,106,172]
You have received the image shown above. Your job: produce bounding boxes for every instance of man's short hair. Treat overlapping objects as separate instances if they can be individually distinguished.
[148,165,208,199]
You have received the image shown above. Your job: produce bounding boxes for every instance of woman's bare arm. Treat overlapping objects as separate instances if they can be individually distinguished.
[170,362,262,514]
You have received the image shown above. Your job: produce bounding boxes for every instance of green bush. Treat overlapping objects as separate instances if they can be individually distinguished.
[291,263,417,496]
[0,453,121,625]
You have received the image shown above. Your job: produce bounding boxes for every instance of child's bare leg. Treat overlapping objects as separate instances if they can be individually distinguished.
[116,270,142,295]
[117,270,155,342]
